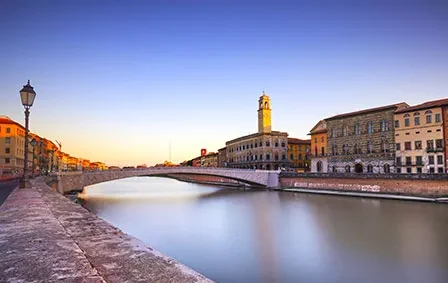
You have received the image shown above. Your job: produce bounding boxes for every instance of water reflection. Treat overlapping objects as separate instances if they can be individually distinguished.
[81,177,448,283]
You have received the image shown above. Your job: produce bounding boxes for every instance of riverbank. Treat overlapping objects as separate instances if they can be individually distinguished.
[0,177,213,283]
[277,187,448,203]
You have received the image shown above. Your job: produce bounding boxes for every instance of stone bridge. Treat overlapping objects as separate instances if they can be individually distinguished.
[57,167,280,193]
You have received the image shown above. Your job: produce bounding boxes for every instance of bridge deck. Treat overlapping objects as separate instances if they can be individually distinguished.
[0,178,212,283]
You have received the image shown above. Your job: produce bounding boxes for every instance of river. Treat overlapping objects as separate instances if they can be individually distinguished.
[80,176,448,283]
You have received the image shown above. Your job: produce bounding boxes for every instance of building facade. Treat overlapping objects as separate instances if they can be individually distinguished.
[225,92,291,170]
[287,138,311,172]
[217,147,227,167]
[326,103,409,173]
[308,120,328,172]
[394,99,448,174]
[0,116,31,176]
[443,105,448,173]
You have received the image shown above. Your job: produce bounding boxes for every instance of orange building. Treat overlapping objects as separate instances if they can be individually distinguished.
[308,120,328,172]
[287,138,311,172]
[0,116,30,176]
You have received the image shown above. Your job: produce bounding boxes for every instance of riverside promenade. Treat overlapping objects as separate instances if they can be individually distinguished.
[0,178,212,283]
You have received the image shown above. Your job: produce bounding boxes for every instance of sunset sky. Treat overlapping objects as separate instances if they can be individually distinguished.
[1,0,447,166]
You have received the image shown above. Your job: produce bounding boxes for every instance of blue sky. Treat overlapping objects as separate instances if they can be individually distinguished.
[1,0,447,166]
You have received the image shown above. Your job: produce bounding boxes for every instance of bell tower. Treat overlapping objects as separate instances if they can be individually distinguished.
[258,91,272,133]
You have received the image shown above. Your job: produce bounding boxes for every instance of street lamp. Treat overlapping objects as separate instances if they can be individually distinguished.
[19,80,36,188]
[30,138,37,179]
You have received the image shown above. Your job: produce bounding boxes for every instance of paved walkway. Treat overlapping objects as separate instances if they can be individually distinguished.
[0,178,213,282]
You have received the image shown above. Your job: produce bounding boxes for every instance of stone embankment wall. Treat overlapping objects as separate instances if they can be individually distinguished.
[0,178,213,282]
[280,173,448,198]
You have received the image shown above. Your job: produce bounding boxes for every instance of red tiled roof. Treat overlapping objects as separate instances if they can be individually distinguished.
[325,102,409,121]
[0,116,25,129]
[288,138,311,144]
[395,98,448,114]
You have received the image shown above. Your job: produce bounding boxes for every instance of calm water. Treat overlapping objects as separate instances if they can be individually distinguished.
[81,177,448,283]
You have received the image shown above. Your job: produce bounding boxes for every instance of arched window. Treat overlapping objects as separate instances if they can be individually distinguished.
[380,120,389,132]
[343,126,348,136]
[404,113,410,117]
[321,146,325,156]
[383,163,390,173]
[345,165,351,173]
[367,164,373,173]
[424,110,432,114]
[265,102,269,109]
[355,163,363,173]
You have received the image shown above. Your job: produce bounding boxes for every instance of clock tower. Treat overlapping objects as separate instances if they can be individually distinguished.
[258,91,272,133]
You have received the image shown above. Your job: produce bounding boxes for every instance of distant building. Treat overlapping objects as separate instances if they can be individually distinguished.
[202,152,218,167]
[325,102,409,173]
[394,98,448,174]
[308,120,328,172]
[217,147,227,167]
[287,138,311,172]
[225,92,291,170]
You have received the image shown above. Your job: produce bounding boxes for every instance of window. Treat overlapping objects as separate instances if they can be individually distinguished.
[406,156,412,166]
[415,140,422,150]
[321,147,325,156]
[343,144,349,155]
[5,137,10,144]
[5,148,10,154]
[367,141,373,154]
[428,156,434,165]
[406,167,412,173]
[266,154,270,160]
[259,141,262,147]
[275,142,278,147]
[367,164,373,173]
[255,143,258,148]
[381,141,388,152]
[298,154,302,160]
[380,120,389,132]
[396,167,402,173]
[332,166,337,172]
[290,154,294,160]
[429,167,435,173]
[404,118,410,127]
[331,144,338,156]
[437,155,443,164]
[266,141,270,147]
[436,139,443,149]
[259,154,263,160]
[354,123,361,135]
[383,164,390,173]
[6,127,10,133]
[367,121,373,133]
[345,165,351,173]
[354,143,359,154]
[414,117,420,126]
[343,126,348,136]
[275,154,279,161]
[427,140,434,150]
[281,142,286,147]
[416,156,423,165]
[405,142,411,150]
[416,167,422,173]
[426,114,432,124]
[435,113,441,123]
[243,145,245,150]
[332,128,338,137]
[396,143,401,150]
[394,120,399,128]
[282,154,286,160]
[396,157,402,165]
[5,158,10,164]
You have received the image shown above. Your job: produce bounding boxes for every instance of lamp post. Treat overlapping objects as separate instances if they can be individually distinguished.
[30,138,37,179]
[19,80,37,188]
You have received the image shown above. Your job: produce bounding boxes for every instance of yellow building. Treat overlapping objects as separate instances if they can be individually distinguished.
[308,120,328,172]
[225,92,291,170]
[287,138,311,172]
[0,116,31,176]
[394,98,448,173]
